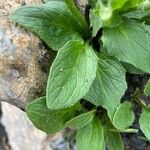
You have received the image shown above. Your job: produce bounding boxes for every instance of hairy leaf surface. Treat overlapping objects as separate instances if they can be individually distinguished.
[140,108,150,140]
[76,117,104,150]
[47,39,98,109]
[85,56,127,119]
[10,1,84,50]
[113,102,135,130]
[102,21,150,73]
[26,97,80,134]
[104,120,124,150]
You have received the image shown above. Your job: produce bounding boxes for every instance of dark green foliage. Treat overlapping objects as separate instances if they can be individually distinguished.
[11,0,150,149]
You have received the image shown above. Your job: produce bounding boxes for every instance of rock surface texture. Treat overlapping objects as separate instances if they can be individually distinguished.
[1,102,75,150]
[0,0,55,109]
[1,102,49,150]
[0,0,87,109]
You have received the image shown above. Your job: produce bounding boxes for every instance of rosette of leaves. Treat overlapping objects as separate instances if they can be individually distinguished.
[10,0,150,149]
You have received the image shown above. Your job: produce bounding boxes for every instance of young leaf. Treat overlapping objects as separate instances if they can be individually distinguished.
[144,79,150,96]
[46,39,98,109]
[26,97,80,134]
[65,110,96,129]
[102,21,150,73]
[139,0,150,10]
[113,102,135,130]
[84,55,127,119]
[139,108,150,140]
[65,0,89,35]
[90,9,103,37]
[104,121,124,150]
[10,1,85,50]
[89,1,122,29]
[76,117,104,150]
[110,0,128,10]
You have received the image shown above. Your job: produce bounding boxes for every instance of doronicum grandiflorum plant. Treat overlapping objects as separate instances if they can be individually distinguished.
[10,0,150,149]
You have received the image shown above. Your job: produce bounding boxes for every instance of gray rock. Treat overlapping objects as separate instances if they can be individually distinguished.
[1,102,50,150]
[0,0,87,109]
[0,0,55,109]
[1,102,78,150]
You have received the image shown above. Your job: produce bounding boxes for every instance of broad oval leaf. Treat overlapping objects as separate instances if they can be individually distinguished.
[113,101,135,130]
[65,110,96,129]
[46,39,98,109]
[102,21,150,73]
[85,56,127,119]
[76,117,104,150]
[10,1,86,50]
[139,108,150,140]
[26,97,80,134]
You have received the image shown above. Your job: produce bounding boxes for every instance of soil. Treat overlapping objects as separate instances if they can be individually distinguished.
[121,73,150,150]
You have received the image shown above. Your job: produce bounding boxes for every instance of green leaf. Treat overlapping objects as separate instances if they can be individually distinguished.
[105,131,124,150]
[10,2,85,50]
[121,128,138,133]
[65,0,89,36]
[110,128,138,133]
[90,1,122,28]
[113,102,135,130]
[144,24,150,33]
[122,62,144,74]
[144,79,150,96]
[76,117,104,150]
[139,0,150,10]
[140,108,150,140]
[120,0,140,10]
[65,110,96,129]
[102,21,150,73]
[104,120,124,150]
[84,55,127,119]
[90,9,103,36]
[46,39,98,109]
[123,9,150,21]
[26,97,80,134]
[110,0,128,10]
